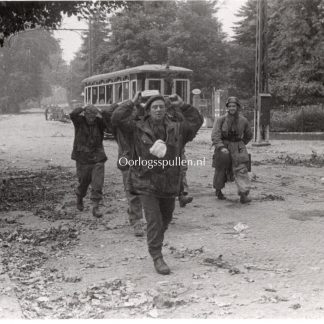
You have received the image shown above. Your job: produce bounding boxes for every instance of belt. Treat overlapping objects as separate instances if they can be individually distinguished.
[225,138,242,142]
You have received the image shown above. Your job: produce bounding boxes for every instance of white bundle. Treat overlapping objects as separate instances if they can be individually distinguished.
[149,139,167,158]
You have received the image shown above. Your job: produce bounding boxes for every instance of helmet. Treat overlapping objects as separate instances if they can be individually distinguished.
[225,96,241,108]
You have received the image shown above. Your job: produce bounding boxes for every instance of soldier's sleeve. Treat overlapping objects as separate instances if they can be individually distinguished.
[69,107,84,126]
[111,100,136,133]
[101,103,118,127]
[243,119,253,145]
[180,104,204,144]
[211,117,226,150]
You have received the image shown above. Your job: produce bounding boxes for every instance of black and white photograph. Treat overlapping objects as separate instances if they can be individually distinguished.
[0,0,323,319]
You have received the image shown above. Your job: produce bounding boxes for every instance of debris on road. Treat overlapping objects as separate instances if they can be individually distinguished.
[202,255,242,275]
[244,264,291,274]
[290,303,301,310]
[233,223,249,233]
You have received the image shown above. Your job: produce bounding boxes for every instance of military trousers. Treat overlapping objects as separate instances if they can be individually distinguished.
[213,162,250,195]
[140,195,175,260]
[75,161,105,202]
[121,170,143,225]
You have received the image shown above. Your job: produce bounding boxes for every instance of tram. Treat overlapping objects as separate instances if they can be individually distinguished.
[81,64,192,138]
[81,63,192,106]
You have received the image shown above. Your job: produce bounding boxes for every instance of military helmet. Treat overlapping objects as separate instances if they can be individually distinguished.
[225,96,241,108]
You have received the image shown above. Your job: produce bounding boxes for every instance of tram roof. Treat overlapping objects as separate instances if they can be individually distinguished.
[82,64,193,83]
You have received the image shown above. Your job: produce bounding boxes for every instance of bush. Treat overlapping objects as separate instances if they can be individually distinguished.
[270,105,324,132]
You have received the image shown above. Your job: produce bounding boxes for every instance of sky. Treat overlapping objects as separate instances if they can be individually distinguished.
[54,0,247,63]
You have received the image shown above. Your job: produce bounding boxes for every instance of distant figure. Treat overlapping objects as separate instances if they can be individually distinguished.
[44,106,49,120]
[70,105,111,218]
[211,96,253,204]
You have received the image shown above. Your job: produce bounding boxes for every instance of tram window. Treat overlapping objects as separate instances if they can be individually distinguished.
[164,80,173,95]
[174,80,188,102]
[99,86,105,104]
[92,86,98,104]
[131,80,137,98]
[106,84,113,104]
[148,79,162,92]
[123,82,129,101]
[87,87,91,104]
[114,83,122,103]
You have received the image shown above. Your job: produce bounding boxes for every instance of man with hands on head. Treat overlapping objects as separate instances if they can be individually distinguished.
[70,104,112,218]
[112,91,203,275]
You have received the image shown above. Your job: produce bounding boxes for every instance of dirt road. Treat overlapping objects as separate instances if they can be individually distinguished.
[1,110,324,319]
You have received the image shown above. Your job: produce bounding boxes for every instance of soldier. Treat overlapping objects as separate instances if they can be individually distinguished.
[111,103,145,237]
[70,105,110,218]
[211,96,253,203]
[112,92,203,275]
[166,101,193,207]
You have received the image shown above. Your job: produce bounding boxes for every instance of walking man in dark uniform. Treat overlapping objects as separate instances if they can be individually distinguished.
[70,105,110,217]
[112,92,203,275]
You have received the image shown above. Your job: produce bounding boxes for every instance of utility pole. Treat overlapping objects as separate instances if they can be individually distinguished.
[253,0,271,145]
[88,17,92,77]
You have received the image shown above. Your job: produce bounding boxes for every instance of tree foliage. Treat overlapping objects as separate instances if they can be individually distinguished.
[0,30,62,112]
[268,0,324,104]
[92,0,228,95]
[96,1,177,72]
[0,1,124,46]
[233,0,324,105]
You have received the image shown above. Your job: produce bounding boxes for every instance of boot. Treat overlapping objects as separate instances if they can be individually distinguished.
[133,222,144,237]
[240,193,251,204]
[92,201,103,218]
[216,189,226,200]
[154,257,170,275]
[76,195,84,211]
[179,194,193,207]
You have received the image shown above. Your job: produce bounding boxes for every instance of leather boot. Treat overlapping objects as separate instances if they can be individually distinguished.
[179,194,193,207]
[76,195,84,211]
[154,257,170,275]
[216,189,226,200]
[240,193,251,204]
[92,201,103,218]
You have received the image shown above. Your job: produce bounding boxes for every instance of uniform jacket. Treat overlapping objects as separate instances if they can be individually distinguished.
[211,113,253,169]
[111,100,203,197]
[70,107,108,164]
[112,104,144,171]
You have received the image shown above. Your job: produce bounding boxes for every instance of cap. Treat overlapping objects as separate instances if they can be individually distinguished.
[144,95,166,111]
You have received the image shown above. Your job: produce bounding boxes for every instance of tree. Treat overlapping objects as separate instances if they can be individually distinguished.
[0,30,62,112]
[168,0,228,94]
[96,1,177,72]
[95,1,228,95]
[268,0,324,104]
[0,1,124,47]
[232,0,257,47]
[232,0,324,104]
